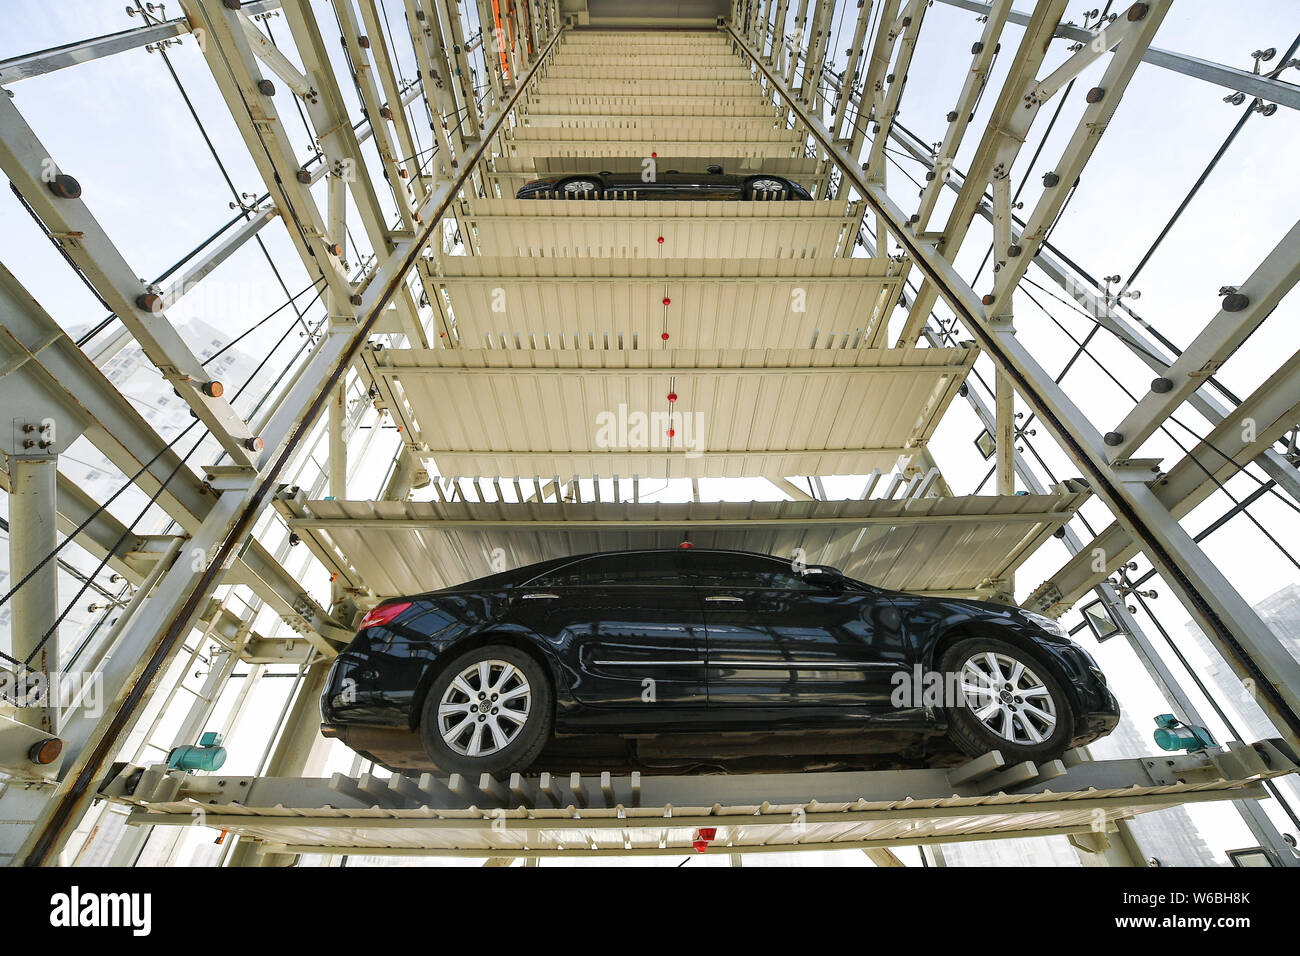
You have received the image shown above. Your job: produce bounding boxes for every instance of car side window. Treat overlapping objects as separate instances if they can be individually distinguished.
[523,559,587,588]
[526,552,689,587]
[684,552,822,591]
[758,568,826,591]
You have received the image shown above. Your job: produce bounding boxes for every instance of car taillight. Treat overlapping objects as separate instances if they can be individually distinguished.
[357,601,412,631]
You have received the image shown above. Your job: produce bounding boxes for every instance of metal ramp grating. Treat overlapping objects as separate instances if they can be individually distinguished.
[102,741,1298,859]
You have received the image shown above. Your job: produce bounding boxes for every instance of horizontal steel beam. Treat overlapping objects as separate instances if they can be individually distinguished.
[1028,347,1300,614]
[0,2,283,86]
[0,262,349,653]
[883,118,1300,506]
[285,510,1071,530]
[935,0,1300,111]
[0,96,261,466]
[1107,218,1300,461]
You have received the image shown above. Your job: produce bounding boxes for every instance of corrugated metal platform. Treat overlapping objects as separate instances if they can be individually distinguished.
[455,198,862,259]
[367,344,974,479]
[103,741,1297,859]
[419,253,903,345]
[272,485,1089,597]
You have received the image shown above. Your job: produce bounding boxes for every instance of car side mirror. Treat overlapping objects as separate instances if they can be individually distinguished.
[803,566,845,591]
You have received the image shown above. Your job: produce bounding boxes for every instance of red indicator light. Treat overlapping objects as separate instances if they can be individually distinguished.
[693,826,717,851]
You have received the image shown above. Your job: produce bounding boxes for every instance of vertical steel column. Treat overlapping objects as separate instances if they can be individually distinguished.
[995,373,1015,496]
[784,0,810,87]
[754,0,772,51]
[329,387,349,499]
[439,0,483,142]
[473,0,507,103]
[333,0,418,232]
[769,0,790,70]
[830,0,875,142]
[326,166,349,521]
[8,454,58,734]
[405,0,462,177]
[359,0,428,195]
[992,172,1015,498]
[800,0,833,110]
[847,0,900,160]
[525,0,541,64]
[861,1,925,186]
[908,0,1011,225]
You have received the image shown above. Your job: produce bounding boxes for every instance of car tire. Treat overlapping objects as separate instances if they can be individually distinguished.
[418,644,554,776]
[557,176,603,197]
[744,176,789,200]
[939,636,1074,764]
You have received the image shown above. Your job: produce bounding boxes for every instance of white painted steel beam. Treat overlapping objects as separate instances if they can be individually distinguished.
[0,96,261,467]
[1106,219,1300,461]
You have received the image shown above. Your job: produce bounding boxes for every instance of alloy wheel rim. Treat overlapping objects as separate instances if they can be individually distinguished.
[562,179,599,193]
[749,178,784,192]
[959,651,1057,745]
[438,660,532,756]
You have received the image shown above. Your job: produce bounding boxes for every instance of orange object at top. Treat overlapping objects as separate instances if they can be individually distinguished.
[491,0,510,82]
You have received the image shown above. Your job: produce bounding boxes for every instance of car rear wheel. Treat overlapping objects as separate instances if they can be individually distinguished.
[939,636,1074,763]
[558,177,602,197]
[418,644,553,775]
[744,176,789,199]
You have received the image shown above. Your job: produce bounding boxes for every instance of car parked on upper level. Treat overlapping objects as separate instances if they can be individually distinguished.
[321,548,1118,776]
[515,165,814,200]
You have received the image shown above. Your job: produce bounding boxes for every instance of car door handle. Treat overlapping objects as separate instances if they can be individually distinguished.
[705,595,743,603]
[521,592,559,600]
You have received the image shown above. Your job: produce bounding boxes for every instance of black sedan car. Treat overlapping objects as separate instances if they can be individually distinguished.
[321,549,1118,776]
[515,165,814,200]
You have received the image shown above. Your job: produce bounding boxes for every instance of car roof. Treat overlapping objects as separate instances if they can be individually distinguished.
[428,547,801,594]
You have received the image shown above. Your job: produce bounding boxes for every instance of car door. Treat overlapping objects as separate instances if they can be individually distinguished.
[604,170,682,200]
[660,170,739,199]
[510,551,707,721]
[688,551,906,714]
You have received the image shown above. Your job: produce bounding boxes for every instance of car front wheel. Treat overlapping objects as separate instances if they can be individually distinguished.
[418,644,553,775]
[744,176,789,199]
[558,177,602,197]
[939,636,1074,764]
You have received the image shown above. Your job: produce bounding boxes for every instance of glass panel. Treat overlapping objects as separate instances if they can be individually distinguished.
[527,551,690,587]
[683,551,822,590]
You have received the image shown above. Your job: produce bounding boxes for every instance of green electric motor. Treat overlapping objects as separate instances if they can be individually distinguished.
[167,731,227,772]
[1153,714,1215,753]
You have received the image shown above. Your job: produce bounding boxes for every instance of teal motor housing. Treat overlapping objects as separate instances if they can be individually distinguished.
[167,731,227,772]
[1153,714,1215,752]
